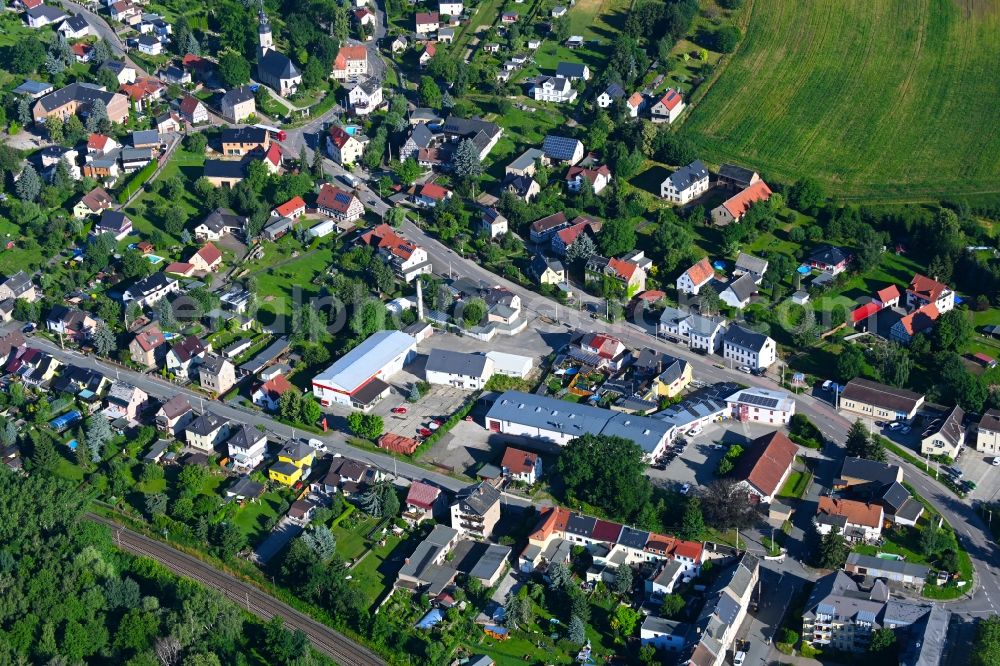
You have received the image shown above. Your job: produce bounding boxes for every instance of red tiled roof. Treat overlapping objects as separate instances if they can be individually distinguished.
[817,496,882,529]
[179,95,201,115]
[275,196,305,217]
[424,42,437,57]
[627,92,643,108]
[416,11,439,23]
[591,519,623,542]
[316,183,358,214]
[263,142,282,167]
[657,88,683,110]
[418,182,450,201]
[733,431,797,498]
[555,221,595,246]
[259,375,293,399]
[334,45,368,70]
[87,133,111,150]
[164,262,194,276]
[23,0,43,8]
[71,43,93,58]
[721,180,772,220]
[896,303,939,336]
[182,53,206,69]
[531,211,568,233]
[327,125,356,149]
[908,273,949,302]
[566,164,611,184]
[80,187,113,212]
[685,257,714,286]
[194,242,221,267]
[673,540,704,562]
[637,290,666,302]
[406,480,441,510]
[120,77,163,101]
[528,506,570,543]
[876,285,901,304]
[359,223,418,261]
[608,257,638,281]
[134,324,165,352]
[501,446,538,475]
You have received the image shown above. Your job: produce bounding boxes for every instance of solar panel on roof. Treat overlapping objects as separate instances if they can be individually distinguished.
[741,394,779,409]
[335,193,350,203]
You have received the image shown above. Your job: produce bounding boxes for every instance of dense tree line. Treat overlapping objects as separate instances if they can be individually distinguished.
[0,471,330,665]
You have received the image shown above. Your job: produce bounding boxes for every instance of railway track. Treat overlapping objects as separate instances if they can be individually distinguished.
[89,515,385,666]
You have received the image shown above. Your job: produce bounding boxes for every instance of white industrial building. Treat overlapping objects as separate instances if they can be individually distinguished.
[424,349,494,389]
[484,391,673,460]
[311,331,416,410]
[484,351,533,379]
[726,387,795,425]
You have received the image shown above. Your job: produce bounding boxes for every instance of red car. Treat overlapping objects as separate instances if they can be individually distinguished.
[418,427,432,437]
[432,419,443,427]
[391,407,407,414]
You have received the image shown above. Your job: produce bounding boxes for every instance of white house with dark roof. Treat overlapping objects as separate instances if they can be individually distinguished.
[555,62,590,81]
[920,404,965,458]
[531,76,577,103]
[425,349,494,389]
[722,325,776,370]
[659,307,727,353]
[733,252,768,284]
[719,273,758,309]
[660,159,709,204]
[123,272,178,308]
[596,83,625,108]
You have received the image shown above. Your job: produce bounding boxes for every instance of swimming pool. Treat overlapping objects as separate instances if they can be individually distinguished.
[344,125,362,136]
[146,254,164,265]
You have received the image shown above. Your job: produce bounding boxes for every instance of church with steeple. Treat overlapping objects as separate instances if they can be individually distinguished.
[256,7,302,97]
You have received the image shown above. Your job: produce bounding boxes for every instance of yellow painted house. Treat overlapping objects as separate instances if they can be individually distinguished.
[268,441,316,486]
[650,357,692,399]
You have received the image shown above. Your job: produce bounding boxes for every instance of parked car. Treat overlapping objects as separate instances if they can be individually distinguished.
[991,457,1000,467]
[887,422,904,431]
[738,365,752,374]
[391,406,407,414]
[680,483,691,495]
[687,426,703,437]
[734,652,746,666]
[21,323,35,334]
[418,427,432,437]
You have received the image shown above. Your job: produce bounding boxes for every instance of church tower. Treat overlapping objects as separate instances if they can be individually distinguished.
[258,9,273,52]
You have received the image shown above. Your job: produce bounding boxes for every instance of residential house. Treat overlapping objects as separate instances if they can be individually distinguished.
[529,211,569,243]
[585,255,647,298]
[123,272,178,308]
[806,245,851,275]
[676,257,715,295]
[542,134,584,165]
[390,35,408,52]
[194,208,245,241]
[59,14,92,39]
[719,273,758,309]
[660,159,709,204]
[414,182,453,207]
[252,374,294,411]
[596,83,625,108]
[220,86,256,123]
[419,41,436,66]
[425,349,494,389]
[326,125,366,164]
[158,65,190,85]
[108,0,139,24]
[73,187,114,219]
[119,77,164,111]
[70,42,94,63]
[976,409,1000,454]
[573,332,631,371]
[529,254,566,286]
[501,446,542,484]
[839,378,924,421]
[650,89,685,123]
[555,62,590,81]
[316,183,364,223]
[0,271,37,304]
[129,323,166,368]
[648,355,692,399]
[565,164,611,194]
[45,305,96,341]
[156,393,194,435]
[404,481,445,524]
[659,307,727,352]
[352,6,376,28]
[185,412,230,452]
[13,80,55,100]
[732,431,797,503]
[415,11,439,34]
[501,11,518,22]
[103,382,148,421]
[625,92,645,118]
[137,34,163,55]
[26,5,68,28]
[836,457,924,527]
[505,147,545,177]
[199,353,236,395]
[189,243,222,272]
[450,481,502,538]
[500,173,539,202]
[272,196,306,220]
[802,571,944,653]
[439,0,463,15]
[256,12,301,96]
[227,425,267,472]
[906,273,955,314]
[920,404,965,458]
[348,78,383,115]
[165,335,208,379]
[683,554,759,666]
[178,95,208,124]
[722,325,776,370]
[844,553,930,593]
[876,284,902,309]
[890,303,940,344]
[221,126,270,157]
[268,440,315,486]
[478,208,508,238]
[640,617,688,652]
[726,387,795,425]
[711,180,773,226]
[815,496,883,542]
[203,160,246,188]
[33,82,129,125]
[733,252,768,284]
[331,45,369,80]
[396,524,459,596]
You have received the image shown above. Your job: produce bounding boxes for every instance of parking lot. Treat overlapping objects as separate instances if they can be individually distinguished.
[645,419,788,492]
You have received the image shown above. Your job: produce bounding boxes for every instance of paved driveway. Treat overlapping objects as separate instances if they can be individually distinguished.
[253,516,304,564]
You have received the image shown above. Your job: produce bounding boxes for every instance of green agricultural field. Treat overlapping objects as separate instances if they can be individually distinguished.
[686,0,1000,199]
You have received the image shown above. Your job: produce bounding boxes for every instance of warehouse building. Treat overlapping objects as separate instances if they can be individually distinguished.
[311,331,416,410]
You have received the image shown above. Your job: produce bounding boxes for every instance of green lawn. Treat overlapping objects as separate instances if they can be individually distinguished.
[332,514,379,560]
[778,470,810,499]
[232,491,286,543]
[351,533,406,608]
[685,0,1000,199]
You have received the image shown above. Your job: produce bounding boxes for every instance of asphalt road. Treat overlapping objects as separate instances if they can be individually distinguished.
[89,514,386,666]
